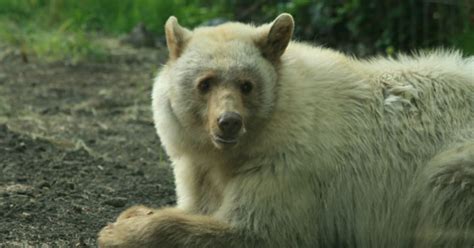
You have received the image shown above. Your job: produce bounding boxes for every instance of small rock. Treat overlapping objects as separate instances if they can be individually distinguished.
[74,236,88,248]
[103,197,127,208]
[0,73,6,83]
[20,212,33,221]
[0,184,34,196]
[200,18,228,27]
[155,35,166,48]
[72,205,83,213]
[131,169,144,176]
[66,182,75,190]
[14,142,27,152]
[114,164,126,169]
[37,181,51,189]
[120,23,155,48]
[15,176,28,183]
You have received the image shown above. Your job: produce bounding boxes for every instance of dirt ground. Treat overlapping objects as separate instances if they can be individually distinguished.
[0,43,176,247]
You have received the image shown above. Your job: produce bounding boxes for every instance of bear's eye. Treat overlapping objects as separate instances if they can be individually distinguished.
[197,78,212,94]
[240,81,253,94]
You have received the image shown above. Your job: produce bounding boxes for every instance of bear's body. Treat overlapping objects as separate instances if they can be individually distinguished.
[98,14,474,248]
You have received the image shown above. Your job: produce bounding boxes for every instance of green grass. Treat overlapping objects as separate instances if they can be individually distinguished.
[0,0,227,34]
[0,0,228,62]
[0,18,106,62]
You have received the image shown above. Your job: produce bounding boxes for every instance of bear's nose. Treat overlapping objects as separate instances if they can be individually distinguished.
[217,112,242,137]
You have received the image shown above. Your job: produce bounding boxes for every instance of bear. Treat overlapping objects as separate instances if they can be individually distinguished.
[98,13,474,248]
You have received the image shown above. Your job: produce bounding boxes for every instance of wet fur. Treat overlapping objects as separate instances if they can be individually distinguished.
[98,14,474,247]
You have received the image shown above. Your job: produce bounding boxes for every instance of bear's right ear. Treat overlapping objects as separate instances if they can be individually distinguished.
[165,16,192,60]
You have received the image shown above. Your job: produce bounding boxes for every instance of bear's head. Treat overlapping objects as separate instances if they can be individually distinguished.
[163,14,294,150]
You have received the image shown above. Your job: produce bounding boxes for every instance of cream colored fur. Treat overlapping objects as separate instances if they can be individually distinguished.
[98,14,474,247]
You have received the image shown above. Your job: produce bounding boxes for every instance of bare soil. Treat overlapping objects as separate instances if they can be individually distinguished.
[0,44,176,247]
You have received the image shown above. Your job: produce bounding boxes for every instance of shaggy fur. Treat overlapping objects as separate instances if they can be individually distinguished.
[98,14,474,248]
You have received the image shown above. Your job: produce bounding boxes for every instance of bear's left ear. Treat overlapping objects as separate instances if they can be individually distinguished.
[257,13,294,62]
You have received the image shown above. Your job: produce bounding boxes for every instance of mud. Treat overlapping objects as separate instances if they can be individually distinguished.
[0,45,175,247]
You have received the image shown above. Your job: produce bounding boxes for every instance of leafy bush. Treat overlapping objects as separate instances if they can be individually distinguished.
[0,0,227,34]
[0,0,472,57]
[221,0,473,55]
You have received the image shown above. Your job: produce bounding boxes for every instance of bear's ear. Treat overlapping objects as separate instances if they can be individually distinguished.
[165,16,192,60]
[258,13,294,62]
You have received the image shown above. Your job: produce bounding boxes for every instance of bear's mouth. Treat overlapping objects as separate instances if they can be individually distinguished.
[211,134,238,146]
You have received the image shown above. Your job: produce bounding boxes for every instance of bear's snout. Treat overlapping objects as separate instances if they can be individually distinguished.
[217,112,242,138]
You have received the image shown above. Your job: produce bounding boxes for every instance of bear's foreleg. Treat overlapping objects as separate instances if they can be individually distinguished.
[98,205,239,248]
[415,142,474,247]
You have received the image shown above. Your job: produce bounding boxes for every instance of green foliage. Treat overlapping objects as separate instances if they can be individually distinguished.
[0,17,106,62]
[0,0,232,61]
[224,0,473,55]
[0,0,228,34]
[453,29,474,54]
[0,0,472,61]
